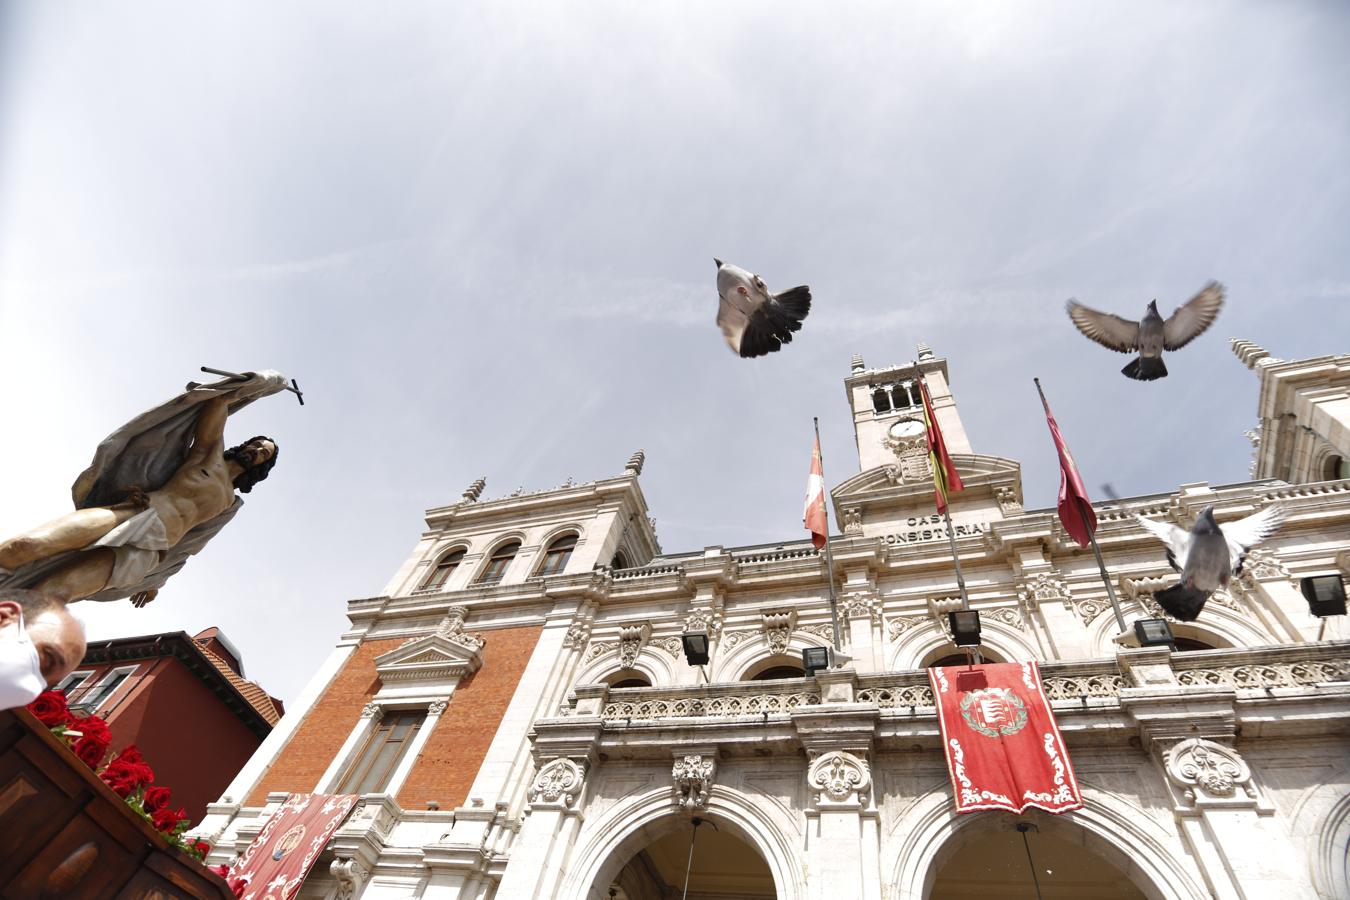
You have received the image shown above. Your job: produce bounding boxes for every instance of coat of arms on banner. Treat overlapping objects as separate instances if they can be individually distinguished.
[960,687,1029,737]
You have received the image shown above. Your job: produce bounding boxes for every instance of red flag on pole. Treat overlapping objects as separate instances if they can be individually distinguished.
[1034,379,1096,547]
[803,435,828,549]
[919,376,965,513]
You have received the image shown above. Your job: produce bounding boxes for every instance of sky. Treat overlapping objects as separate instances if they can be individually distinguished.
[2,2,1348,703]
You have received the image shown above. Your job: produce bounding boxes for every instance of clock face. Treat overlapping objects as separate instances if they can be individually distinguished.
[889,418,925,440]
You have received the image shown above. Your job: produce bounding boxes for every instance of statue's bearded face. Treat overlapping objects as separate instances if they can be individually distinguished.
[238,439,276,470]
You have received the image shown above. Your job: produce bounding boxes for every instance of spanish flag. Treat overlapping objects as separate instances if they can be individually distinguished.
[919,376,964,513]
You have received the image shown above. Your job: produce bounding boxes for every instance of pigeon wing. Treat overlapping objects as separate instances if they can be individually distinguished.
[1066,301,1139,353]
[1221,504,1285,573]
[716,295,750,355]
[1162,282,1225,350]
[1135,515,1192,572]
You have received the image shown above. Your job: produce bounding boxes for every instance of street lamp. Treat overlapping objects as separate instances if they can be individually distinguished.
[801,646,831,675]
[948,610,981,647]
[1300,575,1347,617]
[681,631,710,666]
[1134,618,1176,649]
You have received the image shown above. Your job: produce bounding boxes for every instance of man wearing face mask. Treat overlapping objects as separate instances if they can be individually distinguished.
[0,588,87,711]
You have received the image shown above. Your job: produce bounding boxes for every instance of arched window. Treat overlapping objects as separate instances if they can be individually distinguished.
[611,550,630,570]
[602,669,650,688]
[872,388,892,414]
[750,665,806,681]
[891,382,917,410]
[539,534,578,576]
[476,541,520,585]
[1172,637,1216,653]
[927,653,977,668]
[420,548,466,592]
[1324,455,1349,481]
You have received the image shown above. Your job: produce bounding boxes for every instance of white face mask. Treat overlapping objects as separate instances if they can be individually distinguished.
[0,610,46,711]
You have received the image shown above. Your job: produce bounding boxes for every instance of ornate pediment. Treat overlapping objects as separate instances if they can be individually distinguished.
[374,632,485,683]
[832,453,1022,503]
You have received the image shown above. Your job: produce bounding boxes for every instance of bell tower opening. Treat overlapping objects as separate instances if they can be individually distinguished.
[846,344,973,474]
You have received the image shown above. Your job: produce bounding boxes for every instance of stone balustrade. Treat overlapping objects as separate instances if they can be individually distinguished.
[580,642,1349,723]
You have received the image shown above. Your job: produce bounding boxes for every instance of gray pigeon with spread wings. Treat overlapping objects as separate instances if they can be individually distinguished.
[1067,282,1224,380]
[1135,504,1284,620]
[714,259,812,358]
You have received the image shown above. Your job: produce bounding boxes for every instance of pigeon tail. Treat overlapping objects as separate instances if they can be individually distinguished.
[1154,583,1208,621]
[737,286,811,359]
[1122,356,1168,381]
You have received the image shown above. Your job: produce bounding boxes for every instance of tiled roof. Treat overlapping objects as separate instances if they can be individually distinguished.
[196,644,283,726]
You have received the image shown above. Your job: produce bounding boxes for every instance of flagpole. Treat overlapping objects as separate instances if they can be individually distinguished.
[1033,378,1129,634]
[813,417,845,662]
[917,366,978,664]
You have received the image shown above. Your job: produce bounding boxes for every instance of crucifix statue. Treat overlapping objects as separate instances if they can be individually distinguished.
[0,369,296,606]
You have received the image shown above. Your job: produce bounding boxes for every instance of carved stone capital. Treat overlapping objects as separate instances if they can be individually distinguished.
[427,700,448,716]
[562,620,591,650]
[1164,738,1255,807]
[807,750,871,807]
[684,607,722,639]
[1020,571,1070,612]
[761,609,797,655]
[1240,548,1289,583]
[360,703,383,721]
[842,592,881,623]
[529,758,587,809]
[617,622,652,668]
[330,857,371,900]
[672,754,716,811]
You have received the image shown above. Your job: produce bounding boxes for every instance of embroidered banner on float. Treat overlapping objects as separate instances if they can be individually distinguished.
[928,661,1083,815]
[229,792,359,899]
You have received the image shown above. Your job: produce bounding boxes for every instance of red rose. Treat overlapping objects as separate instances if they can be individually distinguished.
[193,839,211,856]
[27,690,74,728]
[142,785,173,814]
[151,805,187,834]
[70,716,111,769]
[228,877,248,898]
[100,746,155,798]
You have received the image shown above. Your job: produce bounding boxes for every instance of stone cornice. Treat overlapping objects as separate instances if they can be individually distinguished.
[422,475,647,529]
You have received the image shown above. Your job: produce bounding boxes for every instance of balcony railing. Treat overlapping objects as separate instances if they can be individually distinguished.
[586,642,1349,724]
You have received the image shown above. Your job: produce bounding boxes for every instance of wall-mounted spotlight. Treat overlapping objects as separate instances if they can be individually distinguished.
[681,631,710,666]
[948,610,982,647]
[1134,618,1176,649]
[1300,575,1347,618]
[801,646,831,675]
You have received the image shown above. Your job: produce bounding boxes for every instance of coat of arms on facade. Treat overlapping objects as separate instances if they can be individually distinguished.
[959,688,1029,737]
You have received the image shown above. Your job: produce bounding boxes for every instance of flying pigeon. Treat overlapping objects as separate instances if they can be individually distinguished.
[1134,504,1285,620]
[1066,282,1225,381]
[714,259,812,358]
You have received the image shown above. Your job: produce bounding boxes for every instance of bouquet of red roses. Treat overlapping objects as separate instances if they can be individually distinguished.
[25,690,212,863]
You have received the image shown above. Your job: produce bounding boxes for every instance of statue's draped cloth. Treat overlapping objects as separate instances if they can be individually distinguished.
[0,372,285,602]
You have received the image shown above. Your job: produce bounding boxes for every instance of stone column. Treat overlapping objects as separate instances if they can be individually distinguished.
[842,593,882,673]
[491,756,591,900]
[803,750,881,900]
[1116,647,1318,900]
[1017,569,1091,660]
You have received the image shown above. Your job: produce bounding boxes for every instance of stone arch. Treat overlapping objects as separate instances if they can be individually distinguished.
[1085,598,1270,656]
[888,616,1038,672]
[712,631,829,682]
[1287,763,1350,898]
[886,786,1208,900]
[573,648,676,688]
[562,783,805,900]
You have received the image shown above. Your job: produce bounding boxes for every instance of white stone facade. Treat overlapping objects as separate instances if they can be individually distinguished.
[195,348,1350,899]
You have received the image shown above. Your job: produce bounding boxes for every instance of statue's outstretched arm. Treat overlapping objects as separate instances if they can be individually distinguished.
[186,395,232,462]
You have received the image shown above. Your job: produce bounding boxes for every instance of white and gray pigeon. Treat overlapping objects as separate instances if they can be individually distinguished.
[1135,504,1285,620]
[714,259,811,358]
[1066,282,1225,381]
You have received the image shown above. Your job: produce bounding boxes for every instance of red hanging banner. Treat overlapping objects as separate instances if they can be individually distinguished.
[229,792,359,899]
[928,661,1083,815]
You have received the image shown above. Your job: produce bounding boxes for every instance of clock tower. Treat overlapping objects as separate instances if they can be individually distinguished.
[845,343,973,474]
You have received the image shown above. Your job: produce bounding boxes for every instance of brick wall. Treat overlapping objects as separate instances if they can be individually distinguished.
[246,638,403,806]
[396,625,542,810]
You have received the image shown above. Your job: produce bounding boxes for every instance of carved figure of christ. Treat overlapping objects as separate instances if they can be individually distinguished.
[0,396,275,603]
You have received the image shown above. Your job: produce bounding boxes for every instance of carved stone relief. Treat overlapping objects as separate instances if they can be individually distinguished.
[530,758,586,808]
[1164,739,1254,806]
[807,750,871,805]
[673,755,716,811]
